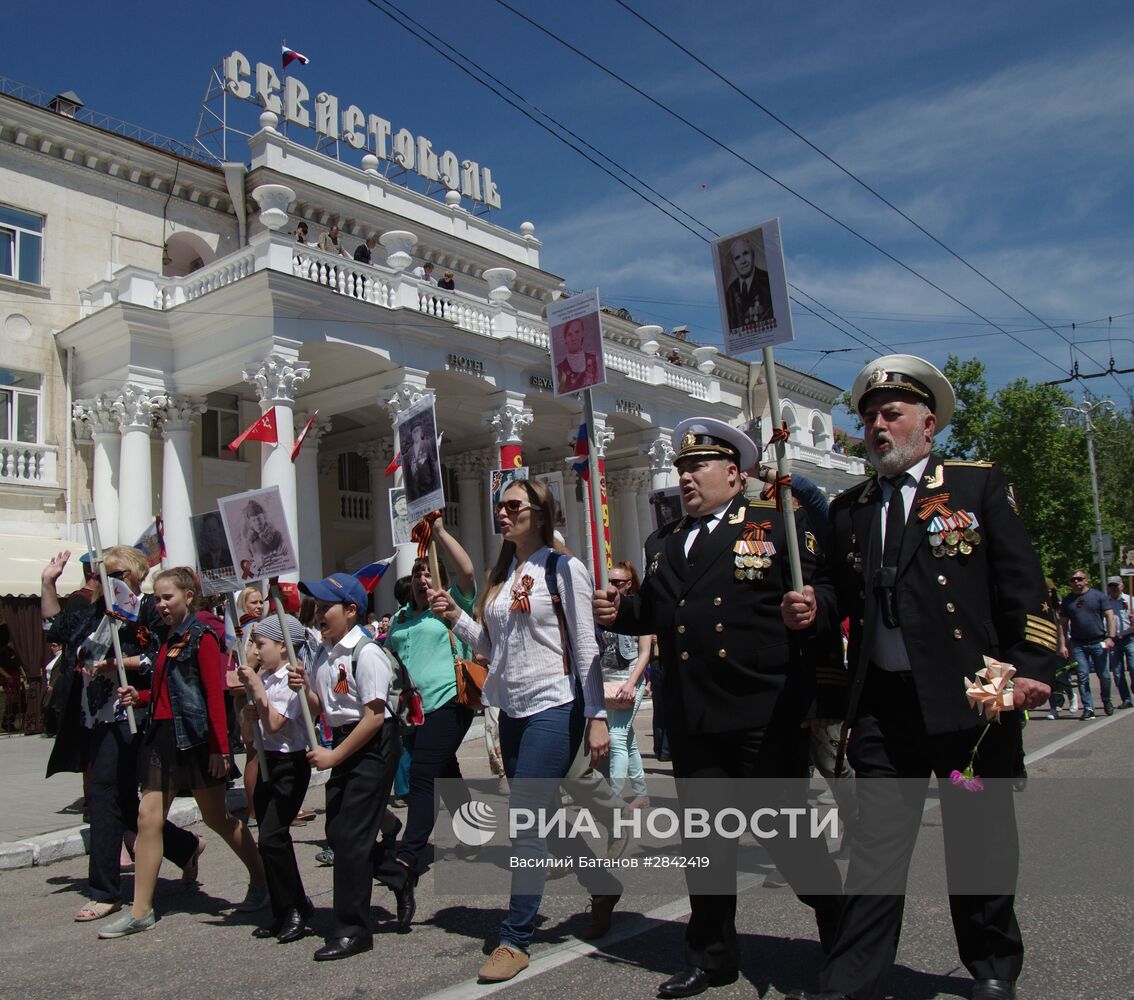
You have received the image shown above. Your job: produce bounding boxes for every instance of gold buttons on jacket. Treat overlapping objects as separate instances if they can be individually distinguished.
[718,649,727,657]
[681,651,689,661]
[938,575,947,585]
[678,625,686,634]
[946,602,956,613]
[715,623,724,632]
[713,597,722,606]
[953,628,963,639]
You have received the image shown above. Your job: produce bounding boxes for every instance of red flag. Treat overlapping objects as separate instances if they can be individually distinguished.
[385,452,402,477]
[282,45,310,69]
[291,410,318,462]
[227,407,278,452]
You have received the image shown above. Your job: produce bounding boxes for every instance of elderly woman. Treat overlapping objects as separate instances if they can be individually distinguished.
[41,547,203,923]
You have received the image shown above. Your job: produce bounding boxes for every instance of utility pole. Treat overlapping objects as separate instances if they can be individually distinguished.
[1061,392,1115,584]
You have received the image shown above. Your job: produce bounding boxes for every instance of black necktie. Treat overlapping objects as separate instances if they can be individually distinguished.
[877,475,907,628]
[686,516,713,565]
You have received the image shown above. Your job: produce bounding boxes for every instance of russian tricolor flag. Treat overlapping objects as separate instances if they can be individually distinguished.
[353,556,394,594]
[572,423,589,481]
[282,45,310,70]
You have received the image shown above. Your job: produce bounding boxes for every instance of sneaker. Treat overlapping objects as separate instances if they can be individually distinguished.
[1104,703,1115,716]
[1080,710,1096,721]
[234,883,270,912]
[181,836,205,885]
[315,847,335,866]
[1047,711,1059,720]
[98,909,156,939]
[1120,701,1134,709]
[478,944,530,983]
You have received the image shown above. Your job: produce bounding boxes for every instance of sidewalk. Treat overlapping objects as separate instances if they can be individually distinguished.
[0,706,657,871]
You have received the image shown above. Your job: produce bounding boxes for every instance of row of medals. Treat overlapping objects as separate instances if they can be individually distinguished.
[929,526,981,558]
[735,554,774,580]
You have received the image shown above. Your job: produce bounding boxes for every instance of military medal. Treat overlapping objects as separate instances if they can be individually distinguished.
[734,520,775,580]
[927,511,981,558]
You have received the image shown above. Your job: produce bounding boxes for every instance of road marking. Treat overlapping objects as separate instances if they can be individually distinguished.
[1023,708,1130,765]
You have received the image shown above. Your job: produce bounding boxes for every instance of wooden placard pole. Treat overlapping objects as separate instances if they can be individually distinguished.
[761,345,804,593]
[224,594,269,779]
[269,584,321,755]
[82,508,138,734]
[582,388,609,590]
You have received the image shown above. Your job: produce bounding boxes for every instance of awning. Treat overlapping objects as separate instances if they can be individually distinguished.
[0,534,84,598]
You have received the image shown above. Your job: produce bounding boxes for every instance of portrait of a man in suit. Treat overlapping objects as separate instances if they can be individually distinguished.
[723,235,774,333]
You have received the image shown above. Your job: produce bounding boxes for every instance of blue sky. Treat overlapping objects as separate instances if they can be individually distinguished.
[7,1,1133,424]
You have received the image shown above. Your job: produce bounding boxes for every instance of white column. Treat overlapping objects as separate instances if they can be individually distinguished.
[609,470,643,569]
[634,470,654,563]
[453,450,487,582]
[483,390,534,464]
[156,396,206,568]
[75,395,121,547]
[113,383,158,547]
[646,432,676,491]
[243,352,312,583]
[382,370,430,580]
[295,412,332,579]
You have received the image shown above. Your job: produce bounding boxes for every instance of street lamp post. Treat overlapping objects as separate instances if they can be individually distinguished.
[1060,392,1115,585]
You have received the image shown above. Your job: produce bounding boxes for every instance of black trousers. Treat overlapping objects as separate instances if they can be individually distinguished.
[650,660,670,759]
[821,668,1023,1000]
[670,722,844,972]
[252,749,311,920]
[87,720,198,903]
[375,699,473,890]
[325,720,401,938]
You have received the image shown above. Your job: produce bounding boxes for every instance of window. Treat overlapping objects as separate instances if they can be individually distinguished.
[201,392,242,459]
[0,368,42,443]
[338,452,370,493]
[0,205,44,285]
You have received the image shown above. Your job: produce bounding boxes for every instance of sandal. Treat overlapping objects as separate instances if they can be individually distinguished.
[295,810,317,823]
[75,901,122,922]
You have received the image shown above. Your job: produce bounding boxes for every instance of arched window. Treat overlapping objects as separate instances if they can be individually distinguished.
[781,401,802,436]
[162,232,215,278]
[811,413,831,449]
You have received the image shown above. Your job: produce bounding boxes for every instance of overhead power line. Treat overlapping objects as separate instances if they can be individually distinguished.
[489,0,1123,385]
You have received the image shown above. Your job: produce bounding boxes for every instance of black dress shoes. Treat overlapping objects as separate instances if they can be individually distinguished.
[971,980,1016,1000]
[252,916,283,939]
[276,902,313,944]
[313,934,373,961]
[657,965,739,998]
[394,873,417,932]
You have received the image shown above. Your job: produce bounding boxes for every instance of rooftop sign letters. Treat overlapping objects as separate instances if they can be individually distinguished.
[223,50,502,209]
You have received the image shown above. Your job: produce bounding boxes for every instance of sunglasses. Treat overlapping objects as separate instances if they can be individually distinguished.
[494,499,533,514]
[609,577,633,587]
[1071,576,1087,582]
[106,569,128,580]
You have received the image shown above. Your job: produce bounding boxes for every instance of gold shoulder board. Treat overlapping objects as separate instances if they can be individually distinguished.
[944,460,994,468]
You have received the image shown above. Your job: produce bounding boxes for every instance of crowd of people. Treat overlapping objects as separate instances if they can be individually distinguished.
[33,350,1112,1000]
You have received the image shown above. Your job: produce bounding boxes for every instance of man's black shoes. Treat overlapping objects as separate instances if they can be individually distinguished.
[657,966,738,998]
[394,873,417,931]
[276,902,313,943]
[313,934,373,961]
[971,979,1016,999]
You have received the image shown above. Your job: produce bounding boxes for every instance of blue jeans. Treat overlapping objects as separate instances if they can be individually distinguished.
[497,699,583,952]
[606,680,647,798]
[1071,640,1112,711]
[1111,636,1134,704]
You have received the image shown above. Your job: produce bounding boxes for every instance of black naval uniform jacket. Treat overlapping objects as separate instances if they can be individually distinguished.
[614,491,844,738]
[827,455,1061,736]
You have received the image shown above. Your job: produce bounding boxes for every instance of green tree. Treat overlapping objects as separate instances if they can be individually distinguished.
[940,356,993,460]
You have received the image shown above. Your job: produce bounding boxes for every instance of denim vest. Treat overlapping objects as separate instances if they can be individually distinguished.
[160,619,216,750]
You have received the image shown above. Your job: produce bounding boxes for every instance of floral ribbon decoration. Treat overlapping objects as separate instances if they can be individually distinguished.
[952,656,1016,791]
[766,421,790,451]
[917,492,953,521]
[761,474,793,511]
[411,510,443,559]
[334,665,350,695]
[511,574,535,613]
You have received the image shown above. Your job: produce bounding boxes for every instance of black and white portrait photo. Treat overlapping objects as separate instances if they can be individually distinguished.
[711,218,794,355]
[190,511,240,594]
[396,394,445,522]
[217,486,298,581]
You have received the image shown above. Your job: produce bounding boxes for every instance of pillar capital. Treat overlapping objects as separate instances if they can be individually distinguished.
[111,383,159,431]
[381,370,430,421]
[155,395,207,435]
[357,437,394,466]
[295,412,333,451]
[74,394,119,437]
[243,352,311,404]
[645,433,675,476]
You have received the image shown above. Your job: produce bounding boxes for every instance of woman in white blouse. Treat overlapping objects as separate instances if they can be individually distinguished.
[430,478,608,984]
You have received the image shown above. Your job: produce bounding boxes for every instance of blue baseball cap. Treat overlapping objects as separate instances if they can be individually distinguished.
[298,572,367,614]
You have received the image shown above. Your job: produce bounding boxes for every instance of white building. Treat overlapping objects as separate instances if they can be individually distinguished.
[0,71,866,609]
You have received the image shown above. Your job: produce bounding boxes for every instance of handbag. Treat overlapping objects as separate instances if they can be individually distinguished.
[448,628,488,711]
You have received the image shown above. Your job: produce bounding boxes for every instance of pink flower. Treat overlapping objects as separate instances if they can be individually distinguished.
[950,769,965,785]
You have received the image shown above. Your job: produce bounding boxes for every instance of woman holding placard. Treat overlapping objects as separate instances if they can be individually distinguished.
[429,478,610,983]
[40,547,202,924]
[100,567,266,938]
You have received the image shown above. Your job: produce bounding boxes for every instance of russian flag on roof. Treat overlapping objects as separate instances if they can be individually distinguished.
[282,45,310,69]
[353,556,394,594]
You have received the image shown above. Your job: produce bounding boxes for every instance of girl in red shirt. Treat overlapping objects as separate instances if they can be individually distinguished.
[99,568,266,938]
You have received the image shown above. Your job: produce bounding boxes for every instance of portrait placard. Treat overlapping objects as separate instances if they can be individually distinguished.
[216,485,299,582]
[711,218,794,354]
[389,487,412,546]
[649,486,684,532]
[396,394,445,523]
[533,470,569,528]
[190,511,241,595]
[547,288,607,397]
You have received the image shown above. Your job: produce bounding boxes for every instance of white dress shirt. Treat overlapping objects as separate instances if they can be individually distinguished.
[260,664,308,752]
[682,500,733,556]
[453,547,605,720]
[312,624,393,726]
[871,454,930,671]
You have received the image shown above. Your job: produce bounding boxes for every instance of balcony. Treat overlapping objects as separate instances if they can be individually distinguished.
[0,441,59,488]
[76,230,721,404]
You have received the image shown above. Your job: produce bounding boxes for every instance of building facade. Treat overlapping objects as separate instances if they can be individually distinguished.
[0,80,866,610]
